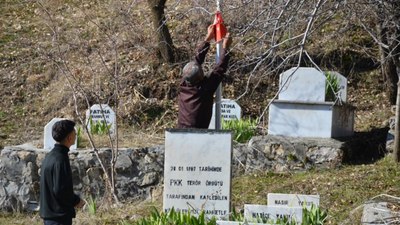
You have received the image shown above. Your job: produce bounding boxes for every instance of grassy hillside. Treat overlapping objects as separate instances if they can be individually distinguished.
[0,0,393,148]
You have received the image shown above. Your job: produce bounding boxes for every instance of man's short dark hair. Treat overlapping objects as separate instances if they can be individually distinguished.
[52,120,76,142]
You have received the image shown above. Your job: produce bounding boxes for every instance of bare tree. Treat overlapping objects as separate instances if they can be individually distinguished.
[347,0,400,161]
[348,0,400,104]
[35,0,134,204]
[167,0,343,127]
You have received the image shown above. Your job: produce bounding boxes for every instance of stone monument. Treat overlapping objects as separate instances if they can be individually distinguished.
[268,67,354,138]
[163,129,232,219]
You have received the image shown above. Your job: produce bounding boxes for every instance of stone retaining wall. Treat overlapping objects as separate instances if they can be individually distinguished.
[0,134,387,212]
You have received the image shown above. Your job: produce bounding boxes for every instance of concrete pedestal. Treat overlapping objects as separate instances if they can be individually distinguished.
[268,100,354,138]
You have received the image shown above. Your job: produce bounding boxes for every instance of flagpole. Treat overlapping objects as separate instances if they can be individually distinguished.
[215,0,223,130]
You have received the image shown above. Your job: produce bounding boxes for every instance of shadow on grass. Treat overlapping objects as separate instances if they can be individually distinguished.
[340,127,389,165]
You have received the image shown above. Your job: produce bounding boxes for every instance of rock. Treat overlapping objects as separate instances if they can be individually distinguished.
[141,172,158,187]
[115,153,133,174]
[362,202,394,224]
[232,144,248,176]
[307,146,342,165]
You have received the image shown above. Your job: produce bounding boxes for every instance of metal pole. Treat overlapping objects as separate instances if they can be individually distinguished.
[215,44,223,130]
[215,0,223,130]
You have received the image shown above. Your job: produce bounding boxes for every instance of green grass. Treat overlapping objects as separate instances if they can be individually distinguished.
[0,111,5,120]
[128,208,217,225]
[232,155,400,224]
[222,118,256,143]
[325,72,340,102]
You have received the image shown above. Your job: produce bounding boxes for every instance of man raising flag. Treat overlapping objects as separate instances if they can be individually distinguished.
[177,17,232,129]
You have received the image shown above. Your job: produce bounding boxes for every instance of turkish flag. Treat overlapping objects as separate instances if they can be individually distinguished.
[213,11,227,42]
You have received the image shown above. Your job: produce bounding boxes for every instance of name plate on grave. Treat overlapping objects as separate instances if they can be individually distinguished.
[267,193,319,209]
[86,104,116,135]
[163,129,232,219]
[209,99,241,129]
[244,204,303,224]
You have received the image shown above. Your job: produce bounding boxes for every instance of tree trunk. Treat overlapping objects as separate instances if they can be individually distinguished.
[394,68,400,162]
[377,19,398,104]
[147,0,175,64]
[391,1,400,161]
[384,59,398,104]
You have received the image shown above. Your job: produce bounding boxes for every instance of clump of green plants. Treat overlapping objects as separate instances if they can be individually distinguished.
[302,205,327,225]
[88,117,112,135]
[76,126,83,148]
[222,118,256,143]
[325,72,340,102]
[230,207,244,221]
[87,195,97,216]
[127,208,217,225]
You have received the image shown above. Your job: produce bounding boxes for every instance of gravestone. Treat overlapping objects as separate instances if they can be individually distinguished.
[267,193,320,210]
[279,67,326,102]
[244,204,303,224]
[269,67,354,138]
[163,129,232,219]
[44,118,77,150]
[209,99,241,129]
[85,104,116,135]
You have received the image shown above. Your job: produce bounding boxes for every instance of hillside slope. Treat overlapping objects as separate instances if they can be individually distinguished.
[0,0,393,148]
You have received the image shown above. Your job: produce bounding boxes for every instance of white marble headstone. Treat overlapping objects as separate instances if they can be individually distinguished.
[85,104,116,135]
[244,204,303,224]
[279,67,326,102]
[209,99,241,129]
[267,193,320,209]
[43,118,77,150]
[163,129,232,219]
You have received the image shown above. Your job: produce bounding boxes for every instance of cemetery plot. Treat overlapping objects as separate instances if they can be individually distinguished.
[269,67,354,138]
[163,129,232,219]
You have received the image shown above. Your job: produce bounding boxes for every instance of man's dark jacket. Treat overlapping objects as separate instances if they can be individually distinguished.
[40,144,80,222]
[178,41,230,128]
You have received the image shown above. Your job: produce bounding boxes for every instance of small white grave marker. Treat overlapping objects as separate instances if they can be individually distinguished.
[44,118,77,150]
[209,99,241,129]
[85,104,116,135]
[244,204,303,224]
[163,129,232,219]
[267,193,320,209]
